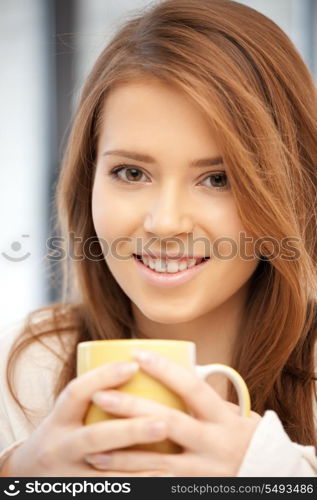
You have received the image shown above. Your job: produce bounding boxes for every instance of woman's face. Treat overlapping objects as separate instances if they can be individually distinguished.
[92,78,258,324]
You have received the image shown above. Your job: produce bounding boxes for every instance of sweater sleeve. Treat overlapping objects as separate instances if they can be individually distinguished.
[0,317,73,461]
[237,410,317,477]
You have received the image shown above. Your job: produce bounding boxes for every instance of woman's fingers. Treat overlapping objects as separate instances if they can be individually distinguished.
[78,462,169,477]
[85,450,175,473]
[96,471,170,477]
[52,361,139,425]
[132,350,228,421]
[68,416,169,460]
[92,389,175,419]
[84,448,208,477]
[84,465,169,477]
[89,391,213,451]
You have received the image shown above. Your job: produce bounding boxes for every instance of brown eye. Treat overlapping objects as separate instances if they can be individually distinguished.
[110,165,149,183]
[201,172,229,190]
[211,173,227,187]
[126,168,143,181]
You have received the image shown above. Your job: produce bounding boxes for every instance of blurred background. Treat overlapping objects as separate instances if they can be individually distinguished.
[0,0,316,329]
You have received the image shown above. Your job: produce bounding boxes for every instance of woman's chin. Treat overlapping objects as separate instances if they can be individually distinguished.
[132,303,204,325]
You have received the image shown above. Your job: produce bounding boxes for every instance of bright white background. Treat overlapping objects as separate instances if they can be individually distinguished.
[0,0,316,329]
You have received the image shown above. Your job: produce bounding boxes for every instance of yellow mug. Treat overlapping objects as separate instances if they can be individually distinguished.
[77,339,250,453]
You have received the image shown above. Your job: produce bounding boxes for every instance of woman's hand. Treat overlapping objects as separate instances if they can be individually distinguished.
[86,350,262,477]
[3,360,172,477]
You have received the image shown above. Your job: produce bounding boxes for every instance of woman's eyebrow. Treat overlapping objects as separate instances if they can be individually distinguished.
[102,149,223,167]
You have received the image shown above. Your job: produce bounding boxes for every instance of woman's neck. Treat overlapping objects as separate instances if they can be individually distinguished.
[131,287,247,367]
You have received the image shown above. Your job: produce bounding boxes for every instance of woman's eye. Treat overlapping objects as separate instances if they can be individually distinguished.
[200,172,229,191]
[110,165,149,183]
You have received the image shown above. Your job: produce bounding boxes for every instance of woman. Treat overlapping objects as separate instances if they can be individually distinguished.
[0,0,316,476]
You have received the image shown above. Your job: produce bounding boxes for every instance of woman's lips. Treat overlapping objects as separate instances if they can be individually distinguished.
[132,254,211,288]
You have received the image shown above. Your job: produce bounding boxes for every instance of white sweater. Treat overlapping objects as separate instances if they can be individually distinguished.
[0,317,316,476]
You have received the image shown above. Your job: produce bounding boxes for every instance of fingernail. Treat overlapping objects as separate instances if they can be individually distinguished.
[85,453,112,467]
[132,349,156,364]
[117,361,139,376]
[146,420,167,437]
[92,391,120,408]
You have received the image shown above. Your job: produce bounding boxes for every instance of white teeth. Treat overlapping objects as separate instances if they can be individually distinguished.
[139,256,200,273]
[155,260,167,272]
[166,261,179,273]
[178,260,188,271]
[142,256,149,266]
[187,259,197,268]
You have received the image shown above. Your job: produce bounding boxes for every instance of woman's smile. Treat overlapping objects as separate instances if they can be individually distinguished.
[132,253,211,288]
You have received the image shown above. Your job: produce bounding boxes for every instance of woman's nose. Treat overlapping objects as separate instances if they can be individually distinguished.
[143,185,194,237]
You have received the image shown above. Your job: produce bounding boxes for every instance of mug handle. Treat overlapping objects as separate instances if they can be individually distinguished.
[195,363,251,417]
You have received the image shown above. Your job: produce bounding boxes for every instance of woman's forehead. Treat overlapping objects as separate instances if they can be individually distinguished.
[98,80,222,156]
